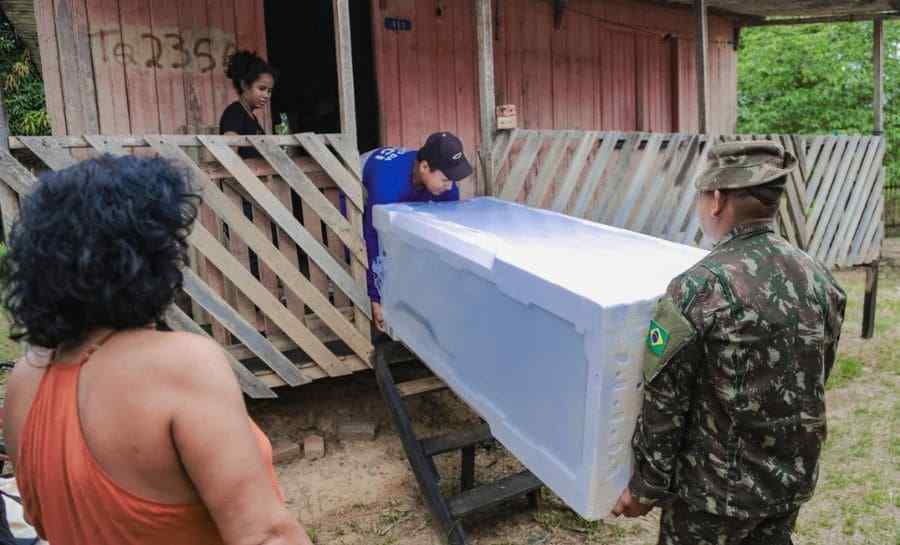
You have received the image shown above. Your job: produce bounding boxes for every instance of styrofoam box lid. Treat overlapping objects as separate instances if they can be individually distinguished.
[374,198,707,331]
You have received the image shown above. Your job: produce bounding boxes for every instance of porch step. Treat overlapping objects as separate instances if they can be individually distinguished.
[447,470,543,519]
[396,376,448,398]
[421,424,493,457]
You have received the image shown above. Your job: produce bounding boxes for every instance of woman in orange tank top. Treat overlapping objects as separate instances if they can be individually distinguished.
[0,156,313,545]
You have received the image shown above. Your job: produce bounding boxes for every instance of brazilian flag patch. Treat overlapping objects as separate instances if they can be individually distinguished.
[647,320,670,356]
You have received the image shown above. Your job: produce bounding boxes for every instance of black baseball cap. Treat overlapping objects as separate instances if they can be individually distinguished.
[417,132,474,182]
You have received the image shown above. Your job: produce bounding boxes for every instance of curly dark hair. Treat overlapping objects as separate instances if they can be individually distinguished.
[225,50,277,95]
[0,155,200,349]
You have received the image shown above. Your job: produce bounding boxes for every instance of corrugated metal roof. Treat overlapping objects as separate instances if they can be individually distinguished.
[663,0,900,18]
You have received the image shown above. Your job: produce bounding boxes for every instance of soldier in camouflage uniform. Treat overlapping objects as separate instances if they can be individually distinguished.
[611,141,847,545]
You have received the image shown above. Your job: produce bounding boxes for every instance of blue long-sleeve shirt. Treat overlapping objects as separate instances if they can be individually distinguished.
[357,147,459,302]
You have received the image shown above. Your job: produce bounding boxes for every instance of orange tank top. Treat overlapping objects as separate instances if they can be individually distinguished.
[15,341,281,545]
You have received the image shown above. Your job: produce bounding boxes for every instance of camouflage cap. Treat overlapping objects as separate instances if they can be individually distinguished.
[695,140,798,191]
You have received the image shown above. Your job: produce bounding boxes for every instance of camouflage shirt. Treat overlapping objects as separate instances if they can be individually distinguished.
[629,222,846,519]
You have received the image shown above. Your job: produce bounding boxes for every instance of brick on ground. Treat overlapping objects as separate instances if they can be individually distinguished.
[272,440,301,464]
[304,434,325,460]
[337,420,378,441]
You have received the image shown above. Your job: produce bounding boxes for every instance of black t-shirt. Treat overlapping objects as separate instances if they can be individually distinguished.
[219,101,264,159]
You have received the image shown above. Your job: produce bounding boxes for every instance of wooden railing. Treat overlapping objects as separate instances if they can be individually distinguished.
[1,134,372,398]
[490,130,885,267]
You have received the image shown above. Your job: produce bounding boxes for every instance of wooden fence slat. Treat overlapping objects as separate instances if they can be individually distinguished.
[0,150,39,195]
[0,184,18,240]
[8,134,348,150]
[499,132,544,202]
[666,137,709,240]
[249,136,365,264]
[269,178,307,319]
[181,268,312,386]
[198,136,369,313]
[295,133,364,210]
[251,196,284,338]
[808,136,861,250]
[83,135,129,156]
[325,189,352,308]
[301,199,331,298]
[146,136,373,363]
[649,135,701,237]
[777,135,808,244]
[848,165,885,264]
[189,224,350,378]
[593,133,644,224]
[222,185,260,332]
[811,136,871,258]
[527,131,571,208]
[616,134,668,229]
[324,134,363,181]
[551,131,597,213]
[163,305,276,399]
[570,132,620,218]
[831,140,885,266]
[804,137,842,213]
[632,134,690,233]
[803,135,825,178]
[18,137,79,169]
[855,194,884,265]
[491,128,518,189]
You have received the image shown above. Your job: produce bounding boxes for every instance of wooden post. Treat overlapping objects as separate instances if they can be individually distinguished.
[476,0,496,197]
[695,0,709,134]
[333,0,357,148]
[862,262,879,339]
[862,18,884,339]
[0,84,19,241]
[873,18,884,136]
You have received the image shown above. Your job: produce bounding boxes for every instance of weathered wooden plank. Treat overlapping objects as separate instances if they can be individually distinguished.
[198,136,369,312]
[324,133,363,181]
[296,133,364,210]
[188,224,347,378]
[251,196,283,338]
[632,134,691,233]
[614,134,665,229]
[592,132,644,223]
[490,128,518,193]
[53,0,99,133]
[301,199,330,298]
[527,131,571,208]
[181,267,312,386]
[333,0,357,144]
[807,136,858,250]
[269,176,306,319]
[249,136,365,263]
[17,136,79,169]
[804,137,841,212]
[35,0,67,133]
[222,184,259,332]
[550,132,597,213]
[83,135,129,156]
[0,149,39,195]
[811,136,871,258]
[666,137,709,240]
[649,135,701,236]
[855,194,884,265]
[499,132,544,202]
[8,134,342,150]
[570,132,619,218]
[163,305,276,398]
[146,136,373,361]
[86,0,131,134]
[830,139,884,266]
[776,135,808,244]
[325,189,351,308]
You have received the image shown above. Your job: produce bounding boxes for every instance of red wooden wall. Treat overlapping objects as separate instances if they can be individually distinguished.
[372,0,739,150]
[36,0,269,136]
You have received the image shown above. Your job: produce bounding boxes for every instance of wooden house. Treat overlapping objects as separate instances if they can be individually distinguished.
[0,0,891,395]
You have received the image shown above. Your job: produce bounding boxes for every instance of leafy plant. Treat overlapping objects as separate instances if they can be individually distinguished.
[0,11,51,136]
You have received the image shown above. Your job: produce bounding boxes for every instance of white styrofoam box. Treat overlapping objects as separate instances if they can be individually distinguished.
[373,197,707,519]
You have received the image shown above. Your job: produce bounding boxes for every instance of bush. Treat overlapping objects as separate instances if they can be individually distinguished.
[0,12,51,136]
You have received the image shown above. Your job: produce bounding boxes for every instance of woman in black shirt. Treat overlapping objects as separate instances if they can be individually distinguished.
[219,50,276,158]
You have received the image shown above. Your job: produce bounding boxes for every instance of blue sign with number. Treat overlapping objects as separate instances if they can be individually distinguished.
[384,17,412,31]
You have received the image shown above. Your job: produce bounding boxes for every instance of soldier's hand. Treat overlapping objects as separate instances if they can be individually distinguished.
[611,487,652,518]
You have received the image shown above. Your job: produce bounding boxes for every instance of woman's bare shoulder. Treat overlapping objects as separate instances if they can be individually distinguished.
[139,331,240,391]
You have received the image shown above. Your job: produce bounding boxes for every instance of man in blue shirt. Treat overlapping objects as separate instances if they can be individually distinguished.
[361,132,473,331]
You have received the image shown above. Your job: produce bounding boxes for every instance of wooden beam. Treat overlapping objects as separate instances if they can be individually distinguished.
[744,11,900,26]
[0,84,19,240]
[695,0,710,134]
[333,0,357,146]
[475,0,496,197]
[874,18,885,136]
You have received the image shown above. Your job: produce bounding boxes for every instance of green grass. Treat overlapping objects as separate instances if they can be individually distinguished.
[828,356,865,390]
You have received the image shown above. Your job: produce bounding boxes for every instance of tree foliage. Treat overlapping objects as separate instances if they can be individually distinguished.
[737,21,899,185]
[0,12,50,136]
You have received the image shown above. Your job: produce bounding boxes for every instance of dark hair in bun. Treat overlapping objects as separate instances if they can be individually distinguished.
[225,50,276,94]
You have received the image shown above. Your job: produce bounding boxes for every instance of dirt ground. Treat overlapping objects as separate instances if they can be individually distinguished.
[251,239,900,545]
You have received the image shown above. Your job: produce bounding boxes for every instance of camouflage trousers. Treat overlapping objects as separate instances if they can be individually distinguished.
[658,498,800,545]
